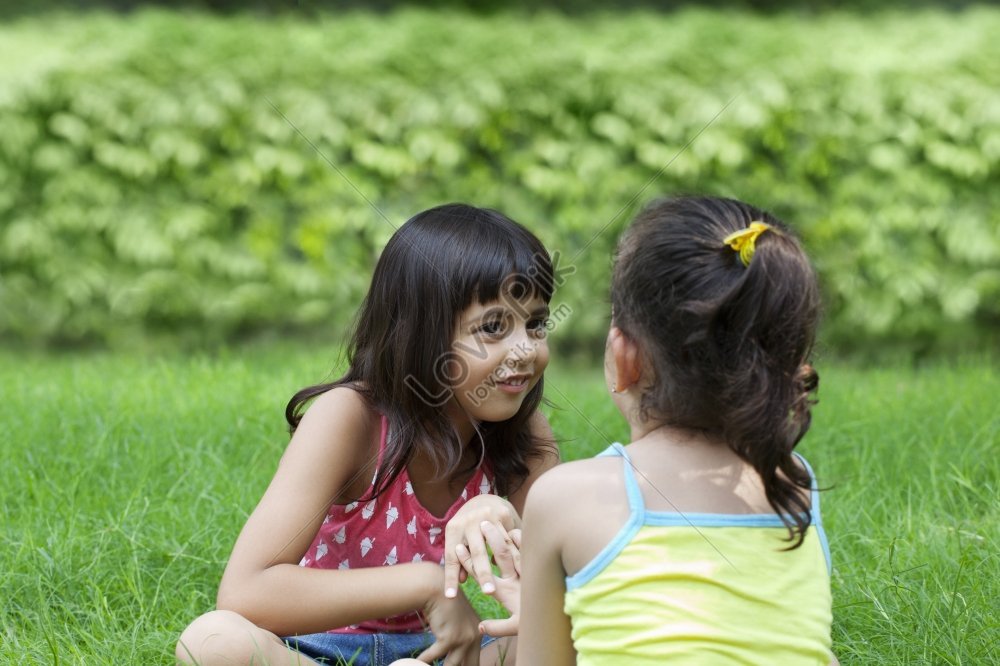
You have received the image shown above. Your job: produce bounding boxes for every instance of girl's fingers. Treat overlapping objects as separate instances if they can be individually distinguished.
[443,525,481,597]
[429,642,476,666]
[509,528,523,575]
[442,522,477,597]
[460,532,496,593]
[416,642,446,664]
[454,543,473,576]
[479,616,520,638]
[443,524,496,597]
[441,496,522,597]
[442,537,462,597]
[446,519,520,597]
[444,543,490,596]
[481,521,520,580]
[417,640,475,665]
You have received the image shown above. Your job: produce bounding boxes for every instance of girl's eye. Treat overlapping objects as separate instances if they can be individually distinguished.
[528,317,551,335]
[478,319,506,336]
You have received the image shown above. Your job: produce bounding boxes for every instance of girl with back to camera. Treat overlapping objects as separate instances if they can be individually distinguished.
[176,203,558,666]
[513,195,835,664]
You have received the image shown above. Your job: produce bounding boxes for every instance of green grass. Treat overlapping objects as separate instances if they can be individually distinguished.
[1,346,997,664]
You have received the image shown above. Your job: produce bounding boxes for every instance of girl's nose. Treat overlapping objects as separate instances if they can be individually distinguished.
[508,328,538,366]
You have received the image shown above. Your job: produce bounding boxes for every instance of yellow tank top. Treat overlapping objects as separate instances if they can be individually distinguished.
[564,445,832,665]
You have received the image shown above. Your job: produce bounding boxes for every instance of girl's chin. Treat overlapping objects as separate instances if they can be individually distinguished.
[466,397,528,423]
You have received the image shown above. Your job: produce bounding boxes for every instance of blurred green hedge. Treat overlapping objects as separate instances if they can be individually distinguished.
[0,1,985,18]
[0,1,982,17]
[1,8,998,355]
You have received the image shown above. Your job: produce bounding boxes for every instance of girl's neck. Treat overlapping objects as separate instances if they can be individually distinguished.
[617,395,720,449]
[444,399,479,450]
[403,401,484,478]
[629,420,722,451]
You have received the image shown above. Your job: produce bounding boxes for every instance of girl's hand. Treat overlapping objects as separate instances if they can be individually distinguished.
[475,524,521,638]
[416,587,482,666]
[443,495,520,598]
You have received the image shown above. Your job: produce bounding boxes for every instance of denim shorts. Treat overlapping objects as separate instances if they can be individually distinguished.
[283,631,496,666]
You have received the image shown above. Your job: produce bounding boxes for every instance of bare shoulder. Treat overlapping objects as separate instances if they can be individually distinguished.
[298,384,371,428]
[538,454,619,481]
[280,386,377,478]
[524,453,632,575]
[526,455,624,509]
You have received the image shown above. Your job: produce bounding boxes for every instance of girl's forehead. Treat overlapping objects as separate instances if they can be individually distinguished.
[459,295,549,319]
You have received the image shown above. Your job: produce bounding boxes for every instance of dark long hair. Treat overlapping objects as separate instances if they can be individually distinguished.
[287,203,555,498]
[612,196,821,546]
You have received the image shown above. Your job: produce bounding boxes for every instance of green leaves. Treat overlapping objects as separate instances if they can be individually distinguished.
[0,9,998,354]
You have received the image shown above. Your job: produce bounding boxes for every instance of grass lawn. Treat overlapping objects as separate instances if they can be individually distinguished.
[1,344,997,664]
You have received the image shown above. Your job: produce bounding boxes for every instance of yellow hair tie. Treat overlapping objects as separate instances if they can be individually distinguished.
[723,221,771,267]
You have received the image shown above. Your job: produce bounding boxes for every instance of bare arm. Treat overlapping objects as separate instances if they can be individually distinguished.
[516,468,576,666]
[215,387,442,635]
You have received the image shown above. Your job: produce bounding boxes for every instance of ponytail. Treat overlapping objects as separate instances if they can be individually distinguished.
[612,196,822,547]
[715,223,820,546]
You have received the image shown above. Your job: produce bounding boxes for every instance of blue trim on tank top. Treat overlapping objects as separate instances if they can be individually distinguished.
[565,443,830,591]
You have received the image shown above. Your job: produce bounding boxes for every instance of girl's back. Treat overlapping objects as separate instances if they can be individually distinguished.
[538,437,831,665]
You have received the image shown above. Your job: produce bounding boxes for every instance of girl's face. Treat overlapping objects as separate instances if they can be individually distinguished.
[447,293,550,424]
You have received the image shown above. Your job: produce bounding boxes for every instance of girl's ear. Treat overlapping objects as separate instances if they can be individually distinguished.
[609,326,643,393]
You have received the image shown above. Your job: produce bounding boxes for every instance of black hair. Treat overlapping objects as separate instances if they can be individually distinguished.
[612,195,821,547]
[287,203,555,498]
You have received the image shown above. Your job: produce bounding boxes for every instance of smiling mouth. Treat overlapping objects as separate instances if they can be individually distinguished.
[497,375,531,392]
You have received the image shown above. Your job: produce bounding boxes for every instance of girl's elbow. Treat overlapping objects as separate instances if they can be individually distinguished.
[214,587,278,633]
[215,580,257,617]
[215,587,243,614]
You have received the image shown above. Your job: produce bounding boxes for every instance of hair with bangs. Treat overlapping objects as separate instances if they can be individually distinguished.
[287,203,555,498]
[612,195,821,547]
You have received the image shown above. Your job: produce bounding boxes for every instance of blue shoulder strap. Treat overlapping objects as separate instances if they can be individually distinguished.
[792,452,822,524]
[566,444,647,590]
[793,452,832,574]
[607,443,645,515]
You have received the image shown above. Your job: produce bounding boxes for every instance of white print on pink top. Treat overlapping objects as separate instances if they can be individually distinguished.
[299,415,496,634]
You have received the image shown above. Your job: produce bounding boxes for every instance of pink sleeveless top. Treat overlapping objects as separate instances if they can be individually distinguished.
[300,415,496,633]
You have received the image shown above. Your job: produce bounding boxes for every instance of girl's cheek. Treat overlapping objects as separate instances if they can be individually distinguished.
[536,340,551,371]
